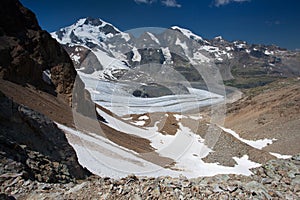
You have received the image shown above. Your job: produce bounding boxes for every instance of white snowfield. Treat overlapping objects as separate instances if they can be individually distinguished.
[57,116,261,179]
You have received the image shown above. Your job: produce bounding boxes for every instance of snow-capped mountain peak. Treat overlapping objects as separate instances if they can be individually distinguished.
[171,26,209,44]
[214,36,223,41]
[51,17,291,83]
[51,17,121,47]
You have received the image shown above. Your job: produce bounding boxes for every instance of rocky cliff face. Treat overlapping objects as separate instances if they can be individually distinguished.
[0,0,94,185]
[0,0,76,104]
[0,91,91,183]
[0,0,102,121]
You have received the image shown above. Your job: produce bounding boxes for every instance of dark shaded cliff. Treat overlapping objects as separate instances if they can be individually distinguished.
[0,0,76,104]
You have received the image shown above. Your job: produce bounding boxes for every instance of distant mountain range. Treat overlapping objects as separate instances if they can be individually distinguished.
[51,17,300,88]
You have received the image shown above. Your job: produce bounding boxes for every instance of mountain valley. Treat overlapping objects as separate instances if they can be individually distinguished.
[0,0,299,199]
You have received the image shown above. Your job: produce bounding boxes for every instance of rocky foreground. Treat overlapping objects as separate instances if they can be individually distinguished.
[1,155,299,200]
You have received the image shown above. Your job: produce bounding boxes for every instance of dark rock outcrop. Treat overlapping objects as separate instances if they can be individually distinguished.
[0,0,98,184]
[0,0,76,104]
[0,0,102,121]
[0,91,91,183]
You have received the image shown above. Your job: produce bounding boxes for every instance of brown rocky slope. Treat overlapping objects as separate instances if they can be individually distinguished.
[225,78,300,155]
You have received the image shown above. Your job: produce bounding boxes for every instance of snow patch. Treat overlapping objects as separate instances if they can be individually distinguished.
[132,47,141,62]
[42,70,52,85]
[175,38,188,51]
[236,44,246,49]
[131,120,146,126]
[161,47,172,64]
[201,45,219,53]
[220,126,275,150]
[227,52,233,59]
[147,32,160,44]
[173,114,188,121]
[171,26,204,42]
[264,50,274,55]
[226,47,233,51]
[71,54,81,64]
[193,52,210,63]
[269,152,292,159]
[189,115,202,120]
[120,33,131,42]
[139,115,149,120]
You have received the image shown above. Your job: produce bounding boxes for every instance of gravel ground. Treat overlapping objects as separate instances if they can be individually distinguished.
[1,154,299,200]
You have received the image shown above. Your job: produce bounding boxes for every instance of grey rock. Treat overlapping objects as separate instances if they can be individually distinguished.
[212,185,223,193]
[244,181,272,200]
[292,154,300,161]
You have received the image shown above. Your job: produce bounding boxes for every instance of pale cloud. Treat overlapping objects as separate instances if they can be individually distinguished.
[134,0,181,8]
[161,0,181,8]
[265,20,281,26]
[214,0,250,7]
[134,0,156,4]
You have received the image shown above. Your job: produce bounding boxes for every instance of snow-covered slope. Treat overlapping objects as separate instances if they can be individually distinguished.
[51,17,124,47]
[51,17,132,80]
[51,17,216,81]
[57,117,262,178]
[171,26,209,45]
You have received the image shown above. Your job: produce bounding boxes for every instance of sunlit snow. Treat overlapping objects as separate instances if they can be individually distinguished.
[220,126,276,150]
[269,152,292,159]
[57,121,261,179]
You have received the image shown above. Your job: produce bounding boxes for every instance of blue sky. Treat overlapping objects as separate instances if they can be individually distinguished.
[20,0,300,50]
